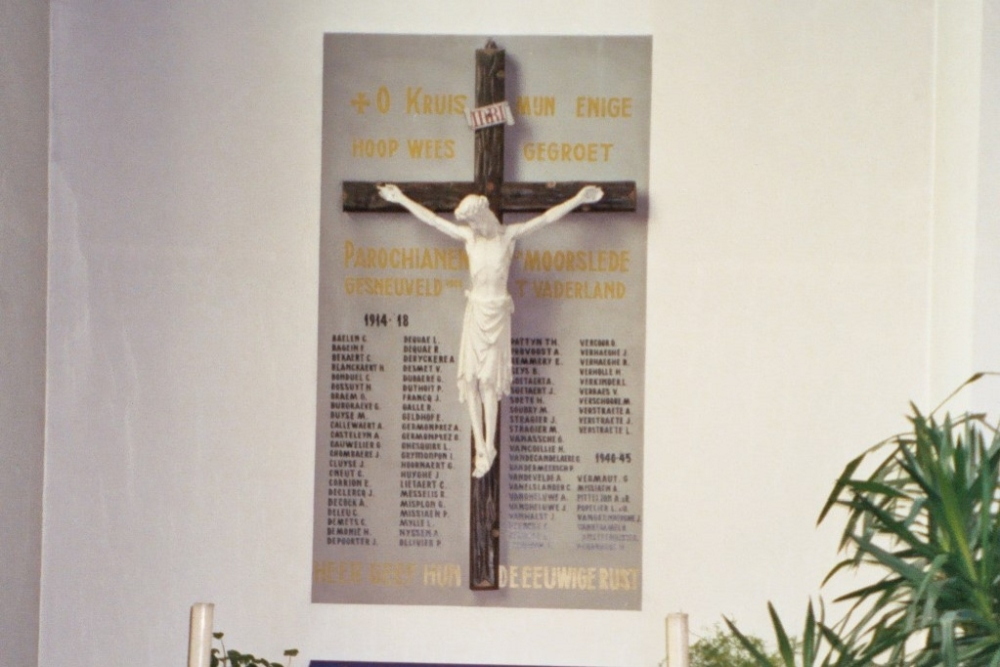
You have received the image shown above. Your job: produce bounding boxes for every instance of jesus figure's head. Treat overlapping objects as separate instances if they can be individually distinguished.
[455,194,501,237]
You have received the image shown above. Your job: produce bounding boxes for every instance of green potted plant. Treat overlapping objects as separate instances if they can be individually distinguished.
[210,632,299,667]
[690,624,780,667]
[727,374,1000,667]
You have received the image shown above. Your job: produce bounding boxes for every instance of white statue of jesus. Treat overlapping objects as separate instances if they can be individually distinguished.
[377,183,604,478]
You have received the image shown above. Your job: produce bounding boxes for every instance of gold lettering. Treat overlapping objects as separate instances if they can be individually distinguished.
[344,276,445,297]
[497,564,640,591]
[521,249,630,273]
[422,563,462,587]
[597,567,640,590]
[516,95,556,116]
[529,280,627,299]
[313,560,364,585]
[405,87,467,115]
[575,96,633,118]
[343,243,468,271]
[350,137,399,158]
[368,562,416,586]
[522,142,613,163]
[406,138,456,159]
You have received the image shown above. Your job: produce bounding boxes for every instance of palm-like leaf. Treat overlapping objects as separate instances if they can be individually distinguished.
[822,407,1000,666]
[727,389,1000,667]
[725,600,872,667]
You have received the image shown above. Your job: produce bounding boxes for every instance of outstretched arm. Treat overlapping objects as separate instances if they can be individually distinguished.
[508,186,604,239]
[378,184,470,242]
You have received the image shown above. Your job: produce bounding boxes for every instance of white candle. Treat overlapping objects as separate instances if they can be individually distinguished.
[188,603,214,667]
[666,612,689,667]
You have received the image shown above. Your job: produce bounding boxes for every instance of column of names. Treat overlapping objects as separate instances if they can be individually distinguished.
[326,334,383,547]
[506,337,579,550]
[398,334,458,549]
[576,338,640,552]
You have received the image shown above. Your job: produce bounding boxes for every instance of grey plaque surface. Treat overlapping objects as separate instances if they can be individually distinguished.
[314,34,650,609]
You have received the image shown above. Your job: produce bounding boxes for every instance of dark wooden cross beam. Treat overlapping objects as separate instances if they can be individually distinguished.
[342,40,637,590]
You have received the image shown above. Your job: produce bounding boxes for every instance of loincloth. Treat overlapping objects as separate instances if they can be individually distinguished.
[456,291,514,403]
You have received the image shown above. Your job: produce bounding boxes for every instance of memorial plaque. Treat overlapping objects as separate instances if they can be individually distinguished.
[313,34,650,610]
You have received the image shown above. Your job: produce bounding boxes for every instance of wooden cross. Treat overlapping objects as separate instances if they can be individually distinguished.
[342,40,637,590]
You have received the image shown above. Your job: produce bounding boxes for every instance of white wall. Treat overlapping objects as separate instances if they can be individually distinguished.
[973,0,1000,412]
[649,0,934,643]
[1,0,49,665]
[930,0,983,406]
[41,1,943,666]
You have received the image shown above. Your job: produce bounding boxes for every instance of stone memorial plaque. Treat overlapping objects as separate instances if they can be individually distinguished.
[313,34,650,610]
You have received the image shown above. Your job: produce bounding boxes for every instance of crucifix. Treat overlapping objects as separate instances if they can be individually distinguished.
[342,40,637,590]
